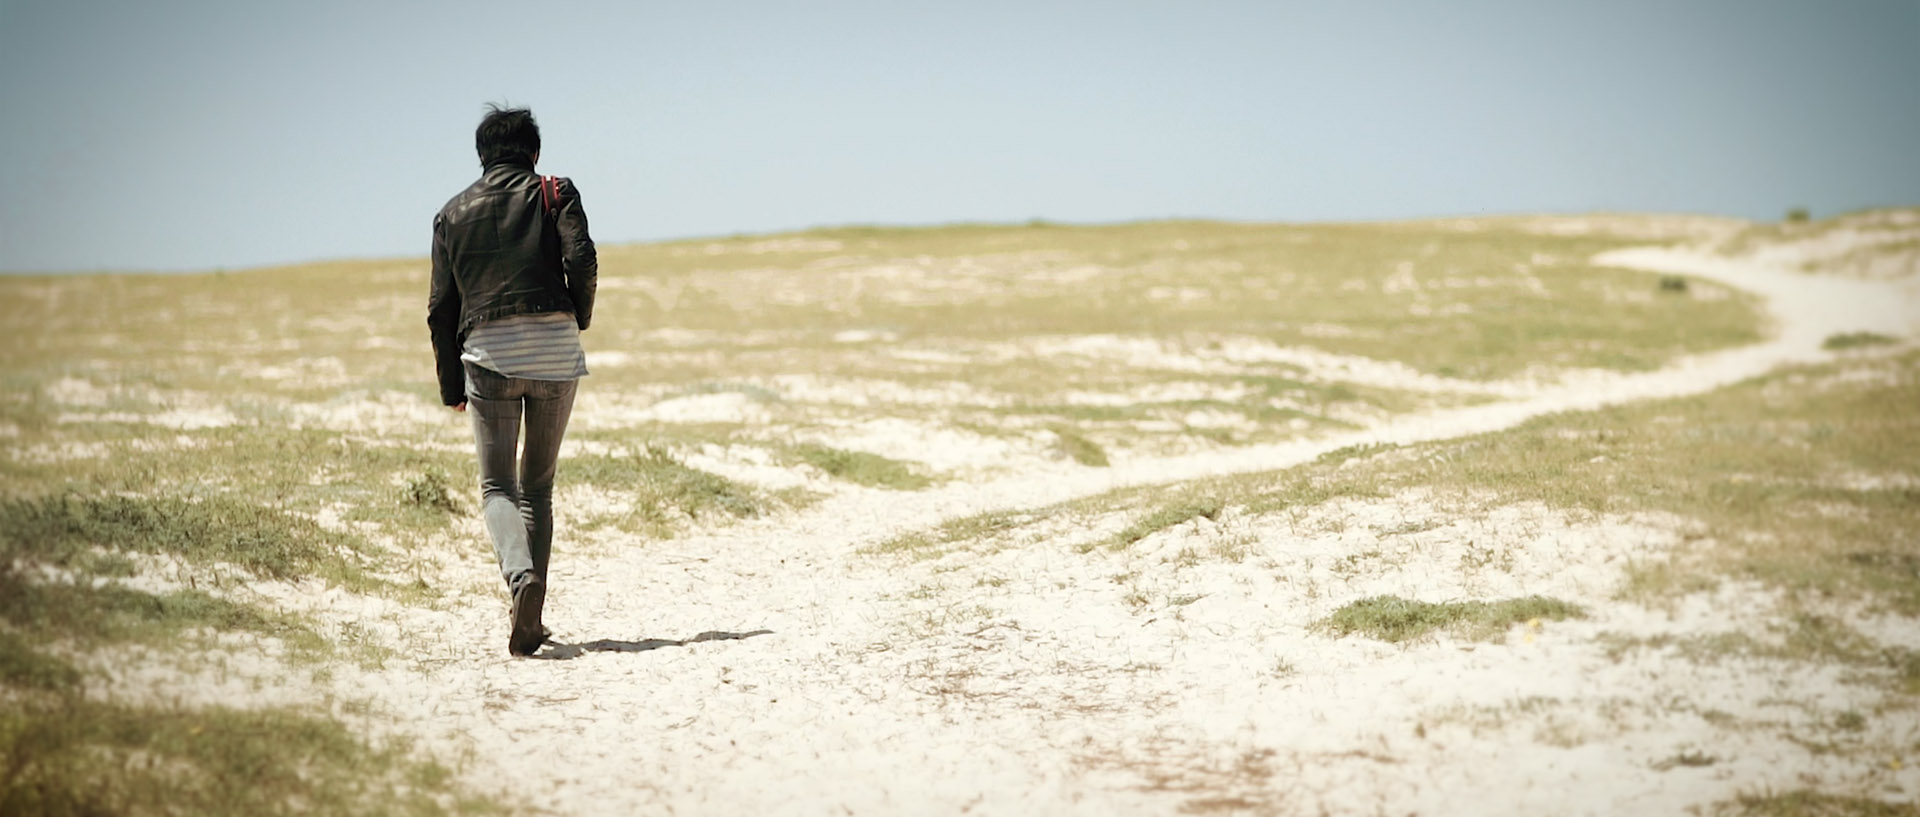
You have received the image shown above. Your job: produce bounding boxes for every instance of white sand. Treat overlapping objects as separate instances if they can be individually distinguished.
[103,238,1920,815]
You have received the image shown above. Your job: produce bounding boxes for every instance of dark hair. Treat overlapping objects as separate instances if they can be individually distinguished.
[475,104,541,166]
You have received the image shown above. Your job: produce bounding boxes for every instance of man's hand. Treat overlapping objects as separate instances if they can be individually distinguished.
[451,402,467,413]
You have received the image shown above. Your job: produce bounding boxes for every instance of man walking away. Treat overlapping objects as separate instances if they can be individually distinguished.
[427,105,597,656]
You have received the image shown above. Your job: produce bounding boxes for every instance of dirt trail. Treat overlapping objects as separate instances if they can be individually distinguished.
[286,249,1915,816]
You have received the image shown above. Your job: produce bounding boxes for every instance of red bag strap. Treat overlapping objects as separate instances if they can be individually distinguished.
[539,175,557,212]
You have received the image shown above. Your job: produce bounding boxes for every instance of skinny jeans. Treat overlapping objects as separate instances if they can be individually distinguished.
[464,361,577,587]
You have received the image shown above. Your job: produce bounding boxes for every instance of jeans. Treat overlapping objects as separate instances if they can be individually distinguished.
[465,362,578,587]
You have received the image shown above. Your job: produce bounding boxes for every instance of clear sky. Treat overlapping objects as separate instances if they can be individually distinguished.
[1,0,1915,272]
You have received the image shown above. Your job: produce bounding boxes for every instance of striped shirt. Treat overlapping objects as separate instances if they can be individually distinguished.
[461,311,589,380]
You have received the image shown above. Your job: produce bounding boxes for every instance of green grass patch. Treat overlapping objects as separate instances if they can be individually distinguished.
[1106,498,1224,551]
[867,509,1052,559]
[0,632,82,692]
[0,577,327,656]
[1319,595,1585,643]
[1711,790,1920,817]
[0,493,375,590]
[0,492,394,667]
[1823,331,1899,351]
[790,443,931,489]
[570,444,770,537]
[0,695,504,817]
[1050,426,1110,467]
[0,423,475,541]
[1314,441,1396,466]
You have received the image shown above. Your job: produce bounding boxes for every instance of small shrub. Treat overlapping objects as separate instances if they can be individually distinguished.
[1659,275,1690,293]
[1785,207,1811,223]
[1652,750,1718,770]
[401,467,462,514]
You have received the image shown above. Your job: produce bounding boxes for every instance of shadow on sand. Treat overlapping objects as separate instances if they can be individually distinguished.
[531,629,773,660]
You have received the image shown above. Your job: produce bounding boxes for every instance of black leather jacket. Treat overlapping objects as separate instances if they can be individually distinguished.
[427,157,597,405]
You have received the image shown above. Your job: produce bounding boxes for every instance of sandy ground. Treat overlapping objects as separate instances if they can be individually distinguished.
[107,240,1920,815]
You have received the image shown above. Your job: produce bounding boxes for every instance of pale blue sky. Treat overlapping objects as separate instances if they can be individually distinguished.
[1,0,1915,272]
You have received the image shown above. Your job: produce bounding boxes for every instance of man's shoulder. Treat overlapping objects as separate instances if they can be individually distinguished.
[436,175,502,220]
[548,175,585,204]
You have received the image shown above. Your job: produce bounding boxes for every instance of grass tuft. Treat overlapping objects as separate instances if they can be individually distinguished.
[1822,331,1899,351]
[867,509,1050,559]
[792,443,931,489]
[1319,595,1585,643]
[400,467,463,515]
[1107,499,1224,550]
[571,444,768,537]
[1314,442,1395,467]
[1050,427,1110,467]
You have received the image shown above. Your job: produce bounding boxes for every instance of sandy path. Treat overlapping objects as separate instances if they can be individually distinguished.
[296,249,1915,815]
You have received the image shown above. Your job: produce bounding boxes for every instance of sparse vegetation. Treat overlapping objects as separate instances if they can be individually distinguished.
[1823,331,1898,351]
[1715,206,1920,278]
[0,422,476,538]
[867,508,1052,559]
[1652,750,1717,771]
[0,631,81,691]
[1,578,327,656]
[1319,595,1585,643]
[1050,426,1110,467]
[1712,790,1919,817]
[0,495,481,813]
[1,693,501,817]
[0,492,376,590]
[1127,351,1920,616]
[791,443,931,489]
[1106,498,1224,551]
[1597,616,1920,694]
[571,444,770,537]
[1314,441,1395,467]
